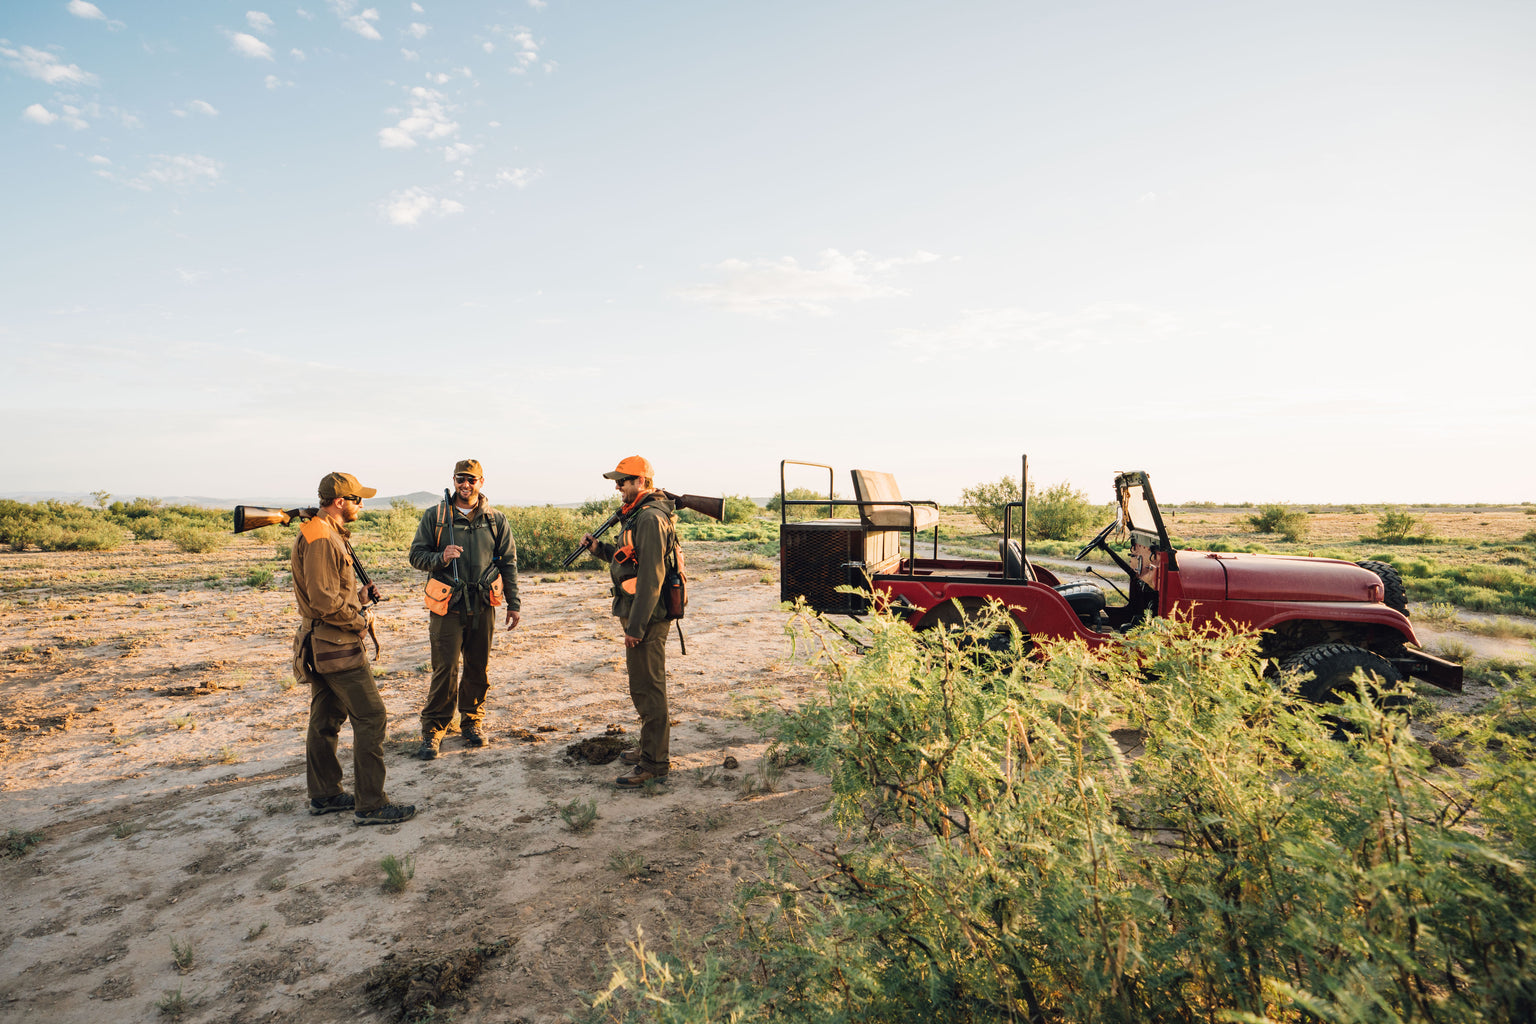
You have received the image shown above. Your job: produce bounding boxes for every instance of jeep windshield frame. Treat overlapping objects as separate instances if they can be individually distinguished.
[1115,471,1172,553]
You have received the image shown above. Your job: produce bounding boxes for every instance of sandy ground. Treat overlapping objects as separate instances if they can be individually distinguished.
[2,537,1529,1022]
[0,540,831,1024]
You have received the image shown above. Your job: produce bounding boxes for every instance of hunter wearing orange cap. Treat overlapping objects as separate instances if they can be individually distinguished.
[291,472,416,825]
[581,456,679,788]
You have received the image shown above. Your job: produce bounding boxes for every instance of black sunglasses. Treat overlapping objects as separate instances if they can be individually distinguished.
[343,494,364,504]
[614,476,637,486]
[454,474,480,483]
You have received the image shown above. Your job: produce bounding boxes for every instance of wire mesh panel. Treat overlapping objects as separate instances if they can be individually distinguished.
[780,519,899,613]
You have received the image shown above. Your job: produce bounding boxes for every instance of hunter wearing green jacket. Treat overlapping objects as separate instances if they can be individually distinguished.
[408,459,520,759]
[581,455,678,789]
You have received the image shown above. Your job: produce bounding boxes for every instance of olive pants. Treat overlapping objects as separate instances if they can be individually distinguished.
[306,664,389,813]
[422,607,495,738]
[626,618,671,772]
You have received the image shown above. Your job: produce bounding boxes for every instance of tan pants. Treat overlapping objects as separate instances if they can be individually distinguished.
[626,618,671,771]
[421,607,495,738]
[306,664,389,812]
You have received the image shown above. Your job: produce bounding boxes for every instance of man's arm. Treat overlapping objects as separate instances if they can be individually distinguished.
[407,507,445,573]
[495,512,521,628]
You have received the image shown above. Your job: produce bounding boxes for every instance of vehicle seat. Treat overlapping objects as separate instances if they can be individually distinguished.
[1000,539,1035,581]
[850,470,940,531]
[1054,582,1107,626]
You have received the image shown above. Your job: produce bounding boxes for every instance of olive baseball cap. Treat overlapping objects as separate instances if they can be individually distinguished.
[318,471,378,502]
[603,455,654,481]
[454,459,484,479]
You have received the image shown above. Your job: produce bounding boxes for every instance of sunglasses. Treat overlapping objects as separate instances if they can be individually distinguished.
[342,495,364,504]
[614,476,638,486]
[454,474,480,483]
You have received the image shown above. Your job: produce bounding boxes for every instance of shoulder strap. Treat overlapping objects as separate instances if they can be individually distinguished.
[434,500,449,547]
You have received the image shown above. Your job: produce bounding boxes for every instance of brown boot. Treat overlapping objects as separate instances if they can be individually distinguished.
[615,764,668,789]
[620,747,642,765]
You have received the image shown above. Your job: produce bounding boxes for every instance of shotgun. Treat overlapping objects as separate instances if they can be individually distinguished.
[233,505,378,607]
[560,491,726,569]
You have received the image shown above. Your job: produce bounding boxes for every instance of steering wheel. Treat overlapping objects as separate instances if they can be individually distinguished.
[1075,521,1116,562]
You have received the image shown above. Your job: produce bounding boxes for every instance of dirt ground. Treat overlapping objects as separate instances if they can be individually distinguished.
[2,531,1529,1023]
[0,538,832,1024]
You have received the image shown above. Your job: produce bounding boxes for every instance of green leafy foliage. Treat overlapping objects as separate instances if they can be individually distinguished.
[722,494,761,524]
[1372,507,1423,543]
[960,477,1111,541]
[768,487,838,521]
[499,505,608,572]
[595,606,1536,1024]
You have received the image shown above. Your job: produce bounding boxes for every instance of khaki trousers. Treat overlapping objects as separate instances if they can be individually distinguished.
[626,618,671,771]
[422,607,495,738]
[306,664,389,812]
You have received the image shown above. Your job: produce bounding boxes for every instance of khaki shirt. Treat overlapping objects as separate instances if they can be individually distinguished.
[291,515,368,636]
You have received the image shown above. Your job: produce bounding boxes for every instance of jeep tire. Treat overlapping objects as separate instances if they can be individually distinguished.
[1282,642,1404,704]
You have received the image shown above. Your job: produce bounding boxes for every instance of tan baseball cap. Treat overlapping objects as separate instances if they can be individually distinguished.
[454,459,484,479]
[603,455,654,481]
[318,471,378,502]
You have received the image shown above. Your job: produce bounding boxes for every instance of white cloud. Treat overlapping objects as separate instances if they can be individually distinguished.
[676,249,936,317]
[178,268,211,285]
[343,8,382,40]
[401,48,419,61]
[290,48,306,59]
[426,71,449,84]
[377,85,458,149]
[297,7,314,19]
[381,187,464,226]
[482,41,494,53]
[411,2,423,11]
[228,31,274,59]
[0,43,98,85]
[246,11,274,33]
[58,104,90,129]
[494,166,539,189]
[190,99,218,115]
[88,154,111,164]
[528,0,548,9]
[407,22,429,39]
[264,74,292,89]
[67,1,105,20]
[443,141,476,163]
[22,103,58,125]
[506,28,538,72]
[105,153,223,191]
[892,303,1181,360]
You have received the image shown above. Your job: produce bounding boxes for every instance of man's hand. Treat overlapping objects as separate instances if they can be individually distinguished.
[505,608,521,630]
[441,544,463,563]
[580,533,597,553]
[624,633,641,649]
[365,582,381,603]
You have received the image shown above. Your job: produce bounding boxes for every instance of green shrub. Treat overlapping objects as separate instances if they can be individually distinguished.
[246,567,274,589]
[501,505,604,572]
[596,608,1536,1023]
[1248,503,1289,532]
[579,495,621,518]
[169,527,227,553]
[722,494,760,524]
[768,487,838,521]
[1373,507,1420,542]
[959,475,1020,532]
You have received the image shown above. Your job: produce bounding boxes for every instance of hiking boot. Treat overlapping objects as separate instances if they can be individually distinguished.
[461,725,488,748]
[615,765,668,789]
[620,747,642,765]
[416,735,440,760]
[308,792,355,816]
[354,803,417,826]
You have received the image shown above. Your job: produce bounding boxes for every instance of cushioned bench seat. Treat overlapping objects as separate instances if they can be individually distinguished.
[850,470,940,531]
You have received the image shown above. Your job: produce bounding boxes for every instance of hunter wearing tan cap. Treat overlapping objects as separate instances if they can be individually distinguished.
[291,471,416,826]
[581,455,678,788]
[408,459,521,759]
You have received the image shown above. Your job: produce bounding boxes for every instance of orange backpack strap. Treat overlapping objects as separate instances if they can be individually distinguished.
[433,500,449,548]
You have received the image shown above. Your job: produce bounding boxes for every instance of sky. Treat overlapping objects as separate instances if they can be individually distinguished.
[2,0,1533,506]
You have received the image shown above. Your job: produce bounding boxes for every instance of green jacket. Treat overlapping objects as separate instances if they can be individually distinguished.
[408,495,520,613]
[594,491,676,638]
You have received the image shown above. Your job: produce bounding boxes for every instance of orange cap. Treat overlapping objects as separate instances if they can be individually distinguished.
[454,459,484,478]
[602,455,654,481]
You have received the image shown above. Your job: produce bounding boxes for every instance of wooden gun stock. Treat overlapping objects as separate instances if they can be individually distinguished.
[232,505,320,534]
[664,492,725,522]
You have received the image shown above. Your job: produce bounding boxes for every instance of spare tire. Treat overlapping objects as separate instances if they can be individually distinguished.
[1356,560,1409,616]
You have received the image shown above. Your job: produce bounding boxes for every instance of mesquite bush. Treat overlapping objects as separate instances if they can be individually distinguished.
[595,604,1536,1023]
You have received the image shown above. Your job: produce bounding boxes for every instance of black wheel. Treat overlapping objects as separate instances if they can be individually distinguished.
[918,597,1030,657]
[1356,560,1409,616]
[1281,642,1404,704]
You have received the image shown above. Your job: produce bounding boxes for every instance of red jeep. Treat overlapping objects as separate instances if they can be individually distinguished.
[777,460,1462,698]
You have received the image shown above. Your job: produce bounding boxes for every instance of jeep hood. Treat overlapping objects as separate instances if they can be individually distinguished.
[1180,552,1384,603]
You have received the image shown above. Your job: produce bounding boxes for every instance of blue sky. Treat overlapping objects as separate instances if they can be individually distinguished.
[3,1,1532,505]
